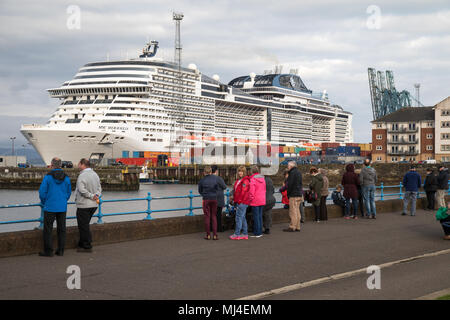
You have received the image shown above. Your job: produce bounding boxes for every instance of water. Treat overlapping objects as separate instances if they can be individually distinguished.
[0,184,408,233]
[0,184,286,233]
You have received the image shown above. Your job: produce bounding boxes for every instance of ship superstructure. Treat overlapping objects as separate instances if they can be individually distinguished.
[21,41,353,165]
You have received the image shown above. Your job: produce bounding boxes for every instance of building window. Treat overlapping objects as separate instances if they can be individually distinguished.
[441,121,450,128]
[408,134,416,142]
[408,123,416,130]
[426,134,433,139]
[441,110,450,116]
[391,157,398,162]
[376,156,382,161]
[376,134,383,140]
[441,145,450,151]
[392,135,398,142]
[427,122,433,127]
[442,133,450,139]
[376,145,382,151]
[426,145,433,151]
[376,124,382,128]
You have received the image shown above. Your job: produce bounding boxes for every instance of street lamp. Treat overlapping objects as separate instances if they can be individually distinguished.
[10,137,16,156]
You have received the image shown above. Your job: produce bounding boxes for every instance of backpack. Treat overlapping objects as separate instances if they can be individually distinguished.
[303,190,318,203]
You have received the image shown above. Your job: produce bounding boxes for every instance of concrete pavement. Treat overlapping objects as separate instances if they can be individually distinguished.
[0,208,448,300]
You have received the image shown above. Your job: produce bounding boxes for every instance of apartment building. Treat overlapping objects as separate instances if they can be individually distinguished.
[434,96,450,162]
[371,107,435,163]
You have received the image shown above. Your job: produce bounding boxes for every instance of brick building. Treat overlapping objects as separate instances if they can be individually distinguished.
[371,96,450,163]
[371,107,435,163]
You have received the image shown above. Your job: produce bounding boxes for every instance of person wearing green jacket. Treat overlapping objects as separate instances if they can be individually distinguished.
[309,167,323,222]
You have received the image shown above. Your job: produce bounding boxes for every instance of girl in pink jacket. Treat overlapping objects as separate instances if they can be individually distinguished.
[248,166,266,237]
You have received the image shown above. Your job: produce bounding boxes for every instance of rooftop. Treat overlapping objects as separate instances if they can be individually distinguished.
[372,106,434,123]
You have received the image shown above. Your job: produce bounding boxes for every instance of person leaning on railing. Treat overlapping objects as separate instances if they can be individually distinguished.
[75,158,102,252]
[401,165,421,217]
[38,157,72,257]
[198,166,219,240]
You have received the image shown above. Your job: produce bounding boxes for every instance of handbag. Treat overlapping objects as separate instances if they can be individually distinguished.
[304,190,318,203]
[436,207,449,220]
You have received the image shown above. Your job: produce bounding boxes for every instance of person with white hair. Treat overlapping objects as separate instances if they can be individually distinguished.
[283,161,303,232]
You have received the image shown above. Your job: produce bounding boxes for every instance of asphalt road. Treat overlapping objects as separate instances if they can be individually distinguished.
[0,209,448,300]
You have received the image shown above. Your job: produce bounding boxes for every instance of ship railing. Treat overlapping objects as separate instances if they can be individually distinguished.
[1,182,449,229]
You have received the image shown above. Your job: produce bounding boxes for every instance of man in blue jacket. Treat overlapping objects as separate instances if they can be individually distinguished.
[402,165,422,216]
[39,157,72,256]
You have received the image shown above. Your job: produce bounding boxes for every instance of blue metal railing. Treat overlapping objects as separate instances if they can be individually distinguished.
[1,182,449,229]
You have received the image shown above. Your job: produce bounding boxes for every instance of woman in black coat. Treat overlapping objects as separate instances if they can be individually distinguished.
[424,168,438,210]
[341,164,360,219]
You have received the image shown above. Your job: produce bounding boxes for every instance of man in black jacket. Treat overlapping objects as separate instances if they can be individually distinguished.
[436,166,449,208]
[424,168,438,210]
[283,161,303,232]
[263,176,276,234]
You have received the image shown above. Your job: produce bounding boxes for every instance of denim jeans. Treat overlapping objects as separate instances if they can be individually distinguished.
[362,185,377,216]
[345,198,358,217]
[403,191,417,216]
[252,205,263,236]
[234,203,248,236]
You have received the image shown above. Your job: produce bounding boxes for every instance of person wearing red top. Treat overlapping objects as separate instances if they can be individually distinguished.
[229,166,250,240]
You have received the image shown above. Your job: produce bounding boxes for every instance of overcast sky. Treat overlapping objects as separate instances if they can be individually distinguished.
[1,0,449,148]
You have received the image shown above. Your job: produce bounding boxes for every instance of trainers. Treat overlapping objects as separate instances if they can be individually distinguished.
[251,234,263,238]
[283,228,295,232]
[401,212,407,216]
[344,216,351,220]
[238,235,248,240]
[264,229,270,234]
[229,234,240,240]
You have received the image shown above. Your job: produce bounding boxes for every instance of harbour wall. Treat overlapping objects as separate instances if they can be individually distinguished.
[150,163,440,187]
[0,163,441,191]
[0,196,447,258]
[0,167,140,191]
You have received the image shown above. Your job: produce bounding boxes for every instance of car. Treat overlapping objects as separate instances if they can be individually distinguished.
[61,160,73,168]
[423,159,436,164]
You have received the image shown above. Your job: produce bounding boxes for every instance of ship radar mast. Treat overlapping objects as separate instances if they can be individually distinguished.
[139,40,159,58]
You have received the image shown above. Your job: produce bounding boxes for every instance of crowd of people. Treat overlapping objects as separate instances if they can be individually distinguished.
[36,157,450,257]
[198,159,450,241]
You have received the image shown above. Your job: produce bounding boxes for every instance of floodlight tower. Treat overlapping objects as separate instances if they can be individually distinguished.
[414,83,420,107]
[173,12,184,67]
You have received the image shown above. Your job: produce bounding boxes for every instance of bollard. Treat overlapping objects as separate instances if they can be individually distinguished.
[96,195,104,224]
[144,192,153,220]
[186,190,194,216]
[399,182,403,200]
[380,182,384,201]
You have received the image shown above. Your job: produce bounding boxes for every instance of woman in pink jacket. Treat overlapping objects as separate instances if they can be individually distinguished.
[248,165,266,238]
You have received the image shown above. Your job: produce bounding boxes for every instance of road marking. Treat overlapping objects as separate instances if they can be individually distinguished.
[237,249,450,300]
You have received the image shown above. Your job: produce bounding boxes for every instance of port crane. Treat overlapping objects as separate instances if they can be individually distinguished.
[368,68,423,120]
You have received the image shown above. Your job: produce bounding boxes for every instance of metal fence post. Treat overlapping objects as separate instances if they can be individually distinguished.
[186,190,194,216]
[399,182,403,200]
[225,188,230,214]
[96,196,104,224]
[38,204,44,230]
[144,192,152,220]
[380,182,384,201]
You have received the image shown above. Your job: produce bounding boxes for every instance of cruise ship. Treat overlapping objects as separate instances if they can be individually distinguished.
[21,40,353,165]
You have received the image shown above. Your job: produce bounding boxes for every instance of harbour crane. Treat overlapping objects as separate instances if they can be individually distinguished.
[368,68,423,120]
